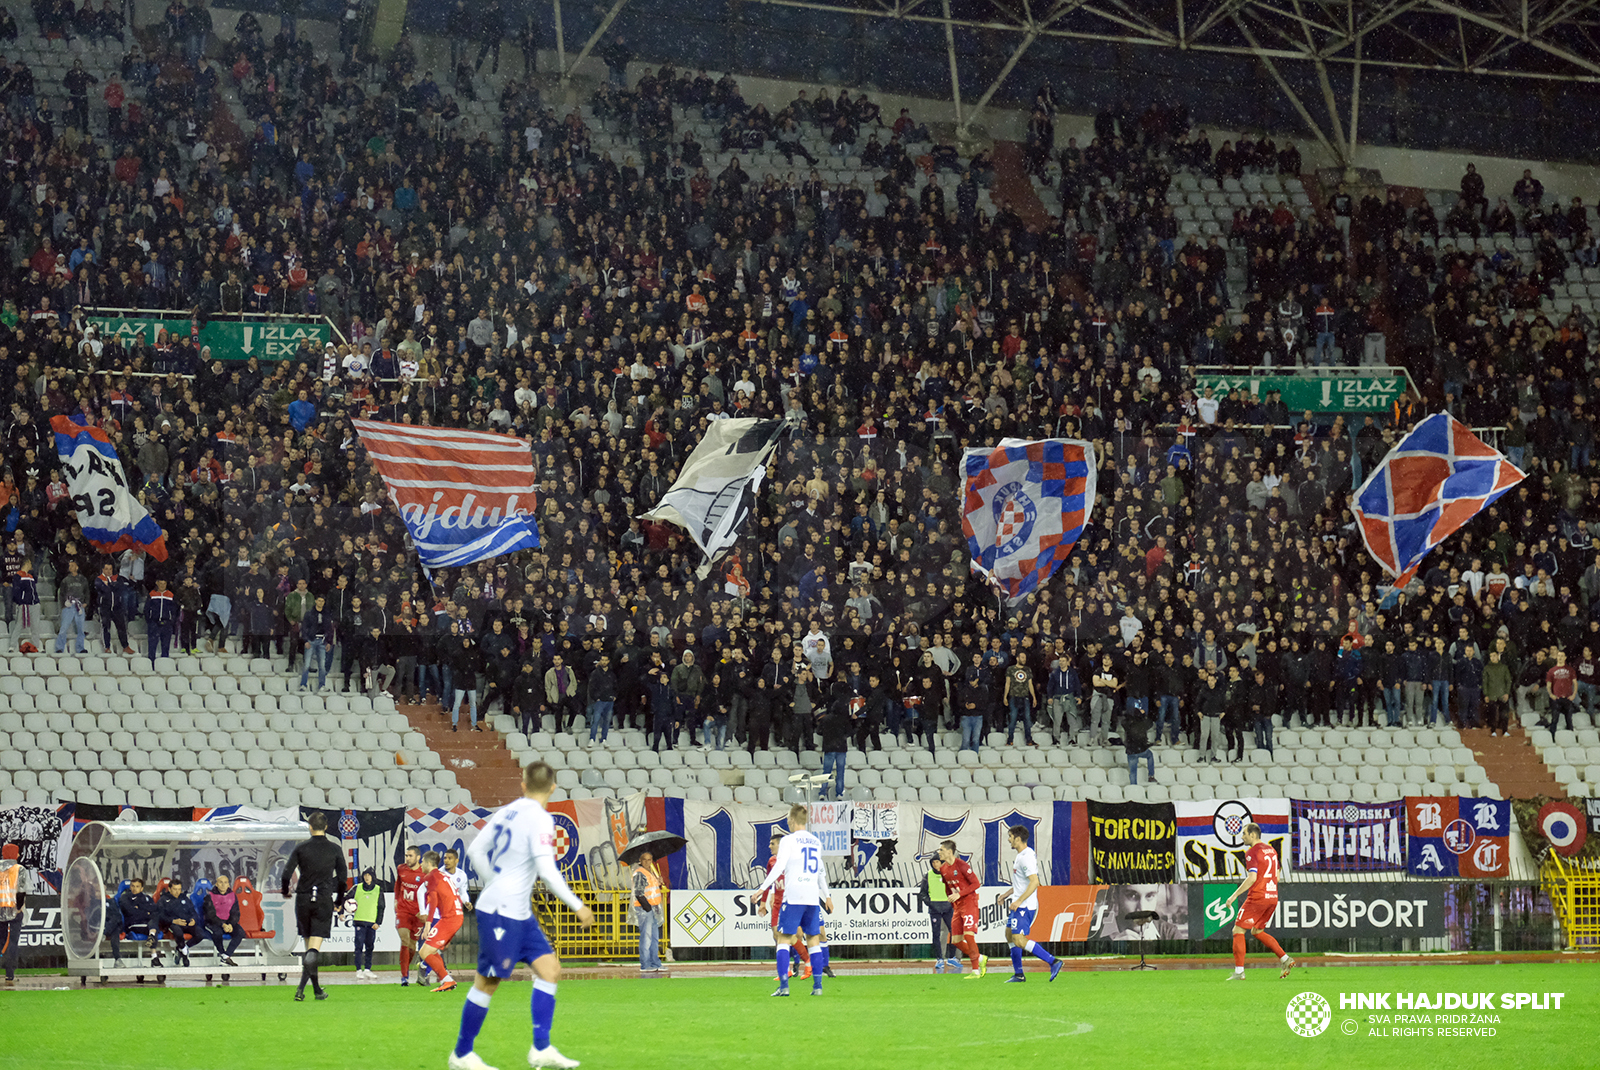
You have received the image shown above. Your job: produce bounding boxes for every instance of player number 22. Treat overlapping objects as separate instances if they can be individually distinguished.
[486,825,514,874]
[802,846,819,874]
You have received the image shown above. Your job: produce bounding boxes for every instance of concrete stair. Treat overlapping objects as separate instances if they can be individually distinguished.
[989,139,1054,231]
[1461,725,1564,799]
[398,698,526,806]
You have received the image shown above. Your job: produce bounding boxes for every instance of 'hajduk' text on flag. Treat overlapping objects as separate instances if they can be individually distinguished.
[352,419,541,568]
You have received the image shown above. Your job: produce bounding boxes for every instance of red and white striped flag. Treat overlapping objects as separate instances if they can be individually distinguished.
[352,419,541,567]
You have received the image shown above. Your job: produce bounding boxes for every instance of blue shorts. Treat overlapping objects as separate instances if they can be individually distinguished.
[1007,906,1037,935]
[777,902,823,937]
[476,910,555,978]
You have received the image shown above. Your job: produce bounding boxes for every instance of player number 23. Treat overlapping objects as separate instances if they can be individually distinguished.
[802,846,819,874]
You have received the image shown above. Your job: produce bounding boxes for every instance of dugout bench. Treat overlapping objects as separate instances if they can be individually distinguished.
[60,820,305,984]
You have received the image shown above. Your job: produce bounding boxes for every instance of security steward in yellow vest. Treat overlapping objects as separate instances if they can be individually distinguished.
[351,867,386,978]
[631,853,665,972]
[0,842,31,985]
[918,857,958,971]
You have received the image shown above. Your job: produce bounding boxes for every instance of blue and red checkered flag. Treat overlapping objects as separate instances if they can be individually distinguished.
[960,438,1097,606]
[1352,413,1524,588]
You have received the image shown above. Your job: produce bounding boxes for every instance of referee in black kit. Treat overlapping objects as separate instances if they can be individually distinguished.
[281,812,349,1002]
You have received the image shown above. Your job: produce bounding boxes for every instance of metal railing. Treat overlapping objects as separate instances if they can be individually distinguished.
[533,877,666,960]
[1542,853,1600,950]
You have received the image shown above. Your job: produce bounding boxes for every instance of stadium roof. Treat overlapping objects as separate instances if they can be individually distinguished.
[585,0,1599,162]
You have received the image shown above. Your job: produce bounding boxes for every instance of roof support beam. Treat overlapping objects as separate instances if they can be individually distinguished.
[943,0,964,130]
[560,0,633,84]
[1232,12,1344,163]
[1429,0,1600,76]
[960,27,1041,134]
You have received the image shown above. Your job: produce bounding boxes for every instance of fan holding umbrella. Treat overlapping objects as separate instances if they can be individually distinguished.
[620,830,685,974]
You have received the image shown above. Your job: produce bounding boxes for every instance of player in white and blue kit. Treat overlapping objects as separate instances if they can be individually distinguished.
[998,826,1062,982]
[753,803,834,997]
[451,761,595,1070]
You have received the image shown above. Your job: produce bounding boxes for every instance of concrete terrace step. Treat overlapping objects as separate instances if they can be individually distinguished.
[1462,725,1564,799]
[398,697,526,806]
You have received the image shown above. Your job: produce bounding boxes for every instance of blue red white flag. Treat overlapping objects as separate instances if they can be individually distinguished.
[50,416,168,561]
[352,418,541,568]
[1352,413,1524,588]
[960,437,1097,606]
[1405,796,1510,878]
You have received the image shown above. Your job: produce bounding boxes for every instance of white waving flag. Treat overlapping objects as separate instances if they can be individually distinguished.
[643,418,785,578]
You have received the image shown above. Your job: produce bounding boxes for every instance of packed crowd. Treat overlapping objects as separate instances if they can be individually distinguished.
[0,6,1596,781]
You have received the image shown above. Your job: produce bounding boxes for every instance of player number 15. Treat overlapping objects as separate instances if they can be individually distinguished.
[803,846,819,874]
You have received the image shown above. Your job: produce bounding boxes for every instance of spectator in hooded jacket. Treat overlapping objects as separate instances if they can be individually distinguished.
[446,621,481,730]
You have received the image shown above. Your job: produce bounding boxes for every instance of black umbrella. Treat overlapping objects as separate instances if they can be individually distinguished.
[619,830,686,866]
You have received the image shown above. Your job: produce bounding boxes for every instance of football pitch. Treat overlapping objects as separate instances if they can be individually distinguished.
[6,962,1597,1070]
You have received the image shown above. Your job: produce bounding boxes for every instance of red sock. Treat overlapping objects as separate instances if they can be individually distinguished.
[399,946,412,974]
[962,935,982,970]
[424,951,448,980]
[1232,933,1246,968]
[793,939,807,962]
[1256,932,1287,958]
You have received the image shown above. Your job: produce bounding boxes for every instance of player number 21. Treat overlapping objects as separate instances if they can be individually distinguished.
[803,846,819,874]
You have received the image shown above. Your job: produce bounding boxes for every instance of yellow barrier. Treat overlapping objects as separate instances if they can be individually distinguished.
[533,878,668,959]
[1541,853,1600,950]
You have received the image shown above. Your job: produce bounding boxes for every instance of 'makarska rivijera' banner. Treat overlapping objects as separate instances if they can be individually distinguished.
[1292,799,1406,872]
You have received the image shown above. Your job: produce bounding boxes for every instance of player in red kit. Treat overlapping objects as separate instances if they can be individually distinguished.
[767,832,810,980]
[418,850,464,992]
[394,845,427,986]
[935,840,986,978]
[1223,823,1294,980]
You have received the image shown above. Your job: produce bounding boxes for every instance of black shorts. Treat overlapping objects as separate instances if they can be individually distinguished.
[295,897,335,940]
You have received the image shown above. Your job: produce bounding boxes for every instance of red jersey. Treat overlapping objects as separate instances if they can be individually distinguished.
[395,864,425,915]
[767,853,785,915]
[421,869,461,920]
[1244,842,1280,903]
[938,858,980,903]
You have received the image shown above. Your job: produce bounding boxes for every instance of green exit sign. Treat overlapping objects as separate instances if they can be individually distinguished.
[1193,369,1410,413]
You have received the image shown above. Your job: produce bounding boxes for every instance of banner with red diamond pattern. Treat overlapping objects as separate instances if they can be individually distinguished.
[960,437,1097,606]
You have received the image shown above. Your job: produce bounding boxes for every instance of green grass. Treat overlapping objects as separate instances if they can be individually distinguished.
[6,962,1599,1069]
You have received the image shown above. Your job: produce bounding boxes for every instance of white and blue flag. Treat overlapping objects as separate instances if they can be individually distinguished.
[960,437,1097,606]
[52,416,169,561]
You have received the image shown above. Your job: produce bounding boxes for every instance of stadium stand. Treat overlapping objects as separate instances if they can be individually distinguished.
[0,0,1591,821]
